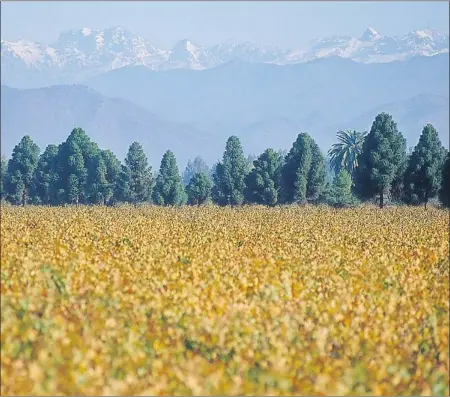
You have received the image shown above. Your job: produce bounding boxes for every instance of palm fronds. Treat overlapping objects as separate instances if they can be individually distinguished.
[328,130,366,175]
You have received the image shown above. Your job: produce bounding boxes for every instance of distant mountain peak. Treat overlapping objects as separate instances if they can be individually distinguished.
[412,28,442,41]
[1,26,448,87]
[168,39,206,69]
[360,27,381,41]
[172,39,201,51]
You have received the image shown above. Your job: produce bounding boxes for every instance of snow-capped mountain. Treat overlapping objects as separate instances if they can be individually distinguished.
[1,27,169,75]
[302,27,449,63]
[1,26,448,87]
[166,39,212,69]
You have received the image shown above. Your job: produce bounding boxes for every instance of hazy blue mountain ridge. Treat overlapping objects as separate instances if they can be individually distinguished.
[1,49,448,169]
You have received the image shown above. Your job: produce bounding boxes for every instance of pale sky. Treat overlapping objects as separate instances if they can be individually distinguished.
[1,1,449,49]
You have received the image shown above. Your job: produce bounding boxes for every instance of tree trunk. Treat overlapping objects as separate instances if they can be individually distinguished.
[22,187,27,207]
[379,192,384,209]
[424,192,428,209]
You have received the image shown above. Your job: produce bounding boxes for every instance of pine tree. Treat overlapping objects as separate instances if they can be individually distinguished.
[101,150,122,205]
[245,148,283,205]
[49,128,112,205]
[186,172,212,205]
[1,155,8,201]
[67,174,81,205]
[328,169,355,208]
[56,133,87,204]
[307,141,327,202]
[125,142,153,204]
[30,144,59,204]
[86,153,109,205]
[54,128,102,204]
[354,113,407,208]
[439,152,450,208]
[280,133,312,204]
[212,136,247,206]
[403,124,446,207]
[5,136,40,205]
[183,156,210,186]
[115,165,133,204]
[153,150,186,206]
[246,154,258,174]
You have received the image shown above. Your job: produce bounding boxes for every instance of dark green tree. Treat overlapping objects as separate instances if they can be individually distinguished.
[101,150,122,205]
[280,133,313,204]
[67,174,81,204]
[211,163,227,205]
[54,128,107,205]
[246,154,258,174]
[183,156,210,186]
[115,165,133,204]
[390,154,408,204]
[328,130,366,175]
[439,152,450,208]
[245,148,283,205]
[30,144,59,204]
[403,124,446,207]
[212,136,247,206]
[327,169,356,208]
[1,155,8,200]
[81,139,109,205]
[186,172,212,205]
[5,136,40,205]
[152,150,186,206]
[86,153,109,205]
[55,130,88,204]
[278,149,288,159]
[124,142,153,204]
[353,113,407,208]
[51,128,113,205]
[307,141,327,202]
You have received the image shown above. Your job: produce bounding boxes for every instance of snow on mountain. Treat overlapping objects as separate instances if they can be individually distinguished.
[166,39,211,69]
[51,26,168,73]
[1,39,59,67]
[360,27,382,42]
[208,41,290,65]
[412,28,446,42]
[295,28,449,64]
[1,26,448,87]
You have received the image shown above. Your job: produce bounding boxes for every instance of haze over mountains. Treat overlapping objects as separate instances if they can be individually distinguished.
[1,85,217,168]
[1,26,449,168]
[1,26,448,87]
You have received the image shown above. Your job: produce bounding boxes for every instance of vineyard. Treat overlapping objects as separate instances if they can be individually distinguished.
[1,205,449,395]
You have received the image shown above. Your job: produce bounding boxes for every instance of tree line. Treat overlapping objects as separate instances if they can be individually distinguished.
[1,112,449,209]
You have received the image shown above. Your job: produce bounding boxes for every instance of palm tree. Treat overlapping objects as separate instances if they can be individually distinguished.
[328,130,366,175]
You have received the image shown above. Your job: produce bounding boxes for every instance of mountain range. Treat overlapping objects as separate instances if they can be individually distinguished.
[1,26,448,88]
[2,54,448,167]
[1,26,448,169]
[84,53,449,150]
[1,85,216,169]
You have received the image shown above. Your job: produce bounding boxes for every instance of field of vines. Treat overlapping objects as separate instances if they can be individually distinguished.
[1,205,449,396]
